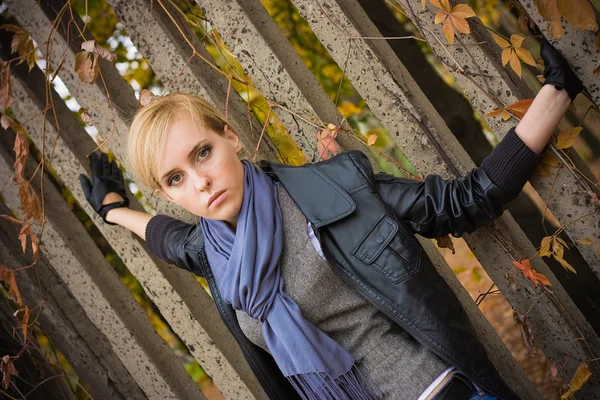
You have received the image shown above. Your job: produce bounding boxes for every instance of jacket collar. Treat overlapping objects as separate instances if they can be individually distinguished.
[265,162,356,228]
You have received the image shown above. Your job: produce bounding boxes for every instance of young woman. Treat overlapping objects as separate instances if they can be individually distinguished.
[79,38,582,400]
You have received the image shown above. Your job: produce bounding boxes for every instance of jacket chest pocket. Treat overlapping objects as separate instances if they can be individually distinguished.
[352,215,421,284]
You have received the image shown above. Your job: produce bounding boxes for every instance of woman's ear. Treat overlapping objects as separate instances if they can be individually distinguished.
[155,188,174,202]
[224,124,241,152]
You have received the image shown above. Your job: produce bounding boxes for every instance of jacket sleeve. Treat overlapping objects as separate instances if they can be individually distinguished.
[145,214,204,276]
[376,127,544,238]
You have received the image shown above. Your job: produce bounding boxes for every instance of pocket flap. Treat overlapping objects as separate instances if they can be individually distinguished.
[353,215,398,264]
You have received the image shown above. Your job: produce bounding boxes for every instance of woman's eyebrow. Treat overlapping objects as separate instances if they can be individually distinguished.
[160,140,208,182]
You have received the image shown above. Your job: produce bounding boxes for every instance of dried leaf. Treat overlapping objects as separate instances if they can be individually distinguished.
[19,182,42,224]
[517,14,533,35]
[515,47,537,66]
[435,235,455,254]
[0,265,22,306]
[540,236,553,257]
[367,134,378,146]
[78,108,93,126]
[0,354,18,390]
[513,259,552,286]
[509,50,522,77]
[317,127,340,161]
[21,306,29,342]
[505,98,534,119]
[596,31,600,52]
[513,309,536,356]
[74,51,98,84]
[561,361,592,399]
[577,237,594,245]
[1,114,17,130]
[0,25,38,71]
[534,0,564,39]
[557,0,598,31]
[139,89,155,107]
[0,65,13,110]
[556,127,582,149]
[12,133,28,185]
[595,61,600,76]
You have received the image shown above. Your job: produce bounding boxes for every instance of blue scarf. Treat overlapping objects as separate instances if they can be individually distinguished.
[201,160,379,400]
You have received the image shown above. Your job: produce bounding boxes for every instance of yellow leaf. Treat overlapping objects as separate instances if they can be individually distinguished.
[442,18,455,44]
[554,254,577,274]
[556,237,569,249]
[556,127,582,149]
[561,362,592,399]
[536,163,552,177]
[501,48,511,66]
[557,0,598,31]
[534,0,563,39]
[492,34,511,49]
[434,12,447,24]
[515,47,537,66]
[367,134,378,146]
[451,16,470,34]
[542,152,559,167]
[510,34,525,48]
[450,4,476,19]
[509,50,522,77]
[576,237,594,245]
[505,98,534,119]
[439,0,451,12]
[552,237,564,257]
[540,236,552,257]
[421,0,427,9]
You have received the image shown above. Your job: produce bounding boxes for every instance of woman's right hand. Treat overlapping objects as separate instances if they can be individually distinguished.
[79,152,130,225]
[540,37,583,102]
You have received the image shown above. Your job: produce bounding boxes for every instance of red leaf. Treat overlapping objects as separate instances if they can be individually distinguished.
[513,259,552,287]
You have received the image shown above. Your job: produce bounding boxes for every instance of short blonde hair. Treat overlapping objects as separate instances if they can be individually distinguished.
[127,93,230,191]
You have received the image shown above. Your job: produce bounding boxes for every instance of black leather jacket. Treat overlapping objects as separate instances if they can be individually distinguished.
[146,129,542,400]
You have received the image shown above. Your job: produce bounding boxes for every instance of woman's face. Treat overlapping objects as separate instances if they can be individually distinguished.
[155,113,244,228]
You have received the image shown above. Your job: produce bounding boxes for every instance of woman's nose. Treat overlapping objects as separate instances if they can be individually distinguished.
[192,172,211,192]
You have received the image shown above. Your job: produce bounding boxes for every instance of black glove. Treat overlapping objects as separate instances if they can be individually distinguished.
[79,152,130,225]
[540,37,583,102]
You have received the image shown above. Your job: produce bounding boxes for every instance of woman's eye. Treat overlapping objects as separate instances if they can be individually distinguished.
[168,174,181,186]
[197,146,211,160]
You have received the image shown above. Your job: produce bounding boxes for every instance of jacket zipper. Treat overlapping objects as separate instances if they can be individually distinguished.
[313,230,496,399]
[197,257,290,400]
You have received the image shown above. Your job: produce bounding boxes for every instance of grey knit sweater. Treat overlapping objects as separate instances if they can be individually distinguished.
[235,185,449,400]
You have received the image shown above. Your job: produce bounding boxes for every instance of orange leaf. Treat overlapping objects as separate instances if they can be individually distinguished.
[509,50,522,77]
[534,0,563,39]
[561,362,592,399]
[492,34,511,49]
[556,127,582,149]
[450,4,476,19]
[501,48,511,67]
[505,98,534,119]
[513,259,552,287]
[515,47,537,67]
[367,134,378,146]
[510,34,525,48]
[434,12,447,25]
[442,18,454,44]
[557,0,598,31]
[439,0,451,12]
[451,15,470,34]
[484,108,504,118]
[421,0,427,9]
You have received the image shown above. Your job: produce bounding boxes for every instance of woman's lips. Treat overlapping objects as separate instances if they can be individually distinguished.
[208,190,227,208]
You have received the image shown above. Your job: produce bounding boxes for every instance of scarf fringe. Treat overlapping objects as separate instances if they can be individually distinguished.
[287,363,382,400]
